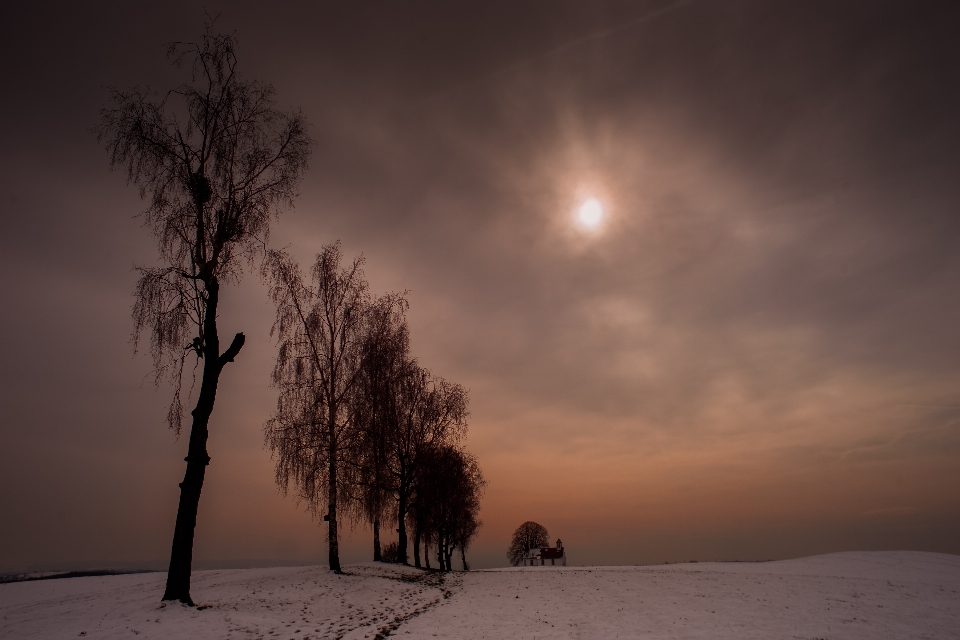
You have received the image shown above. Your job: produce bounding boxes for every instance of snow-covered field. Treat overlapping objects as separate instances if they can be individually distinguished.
[1,551,958,639]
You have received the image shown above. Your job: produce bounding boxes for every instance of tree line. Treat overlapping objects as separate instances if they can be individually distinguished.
[263,245,485,574]
[98,22,483,605]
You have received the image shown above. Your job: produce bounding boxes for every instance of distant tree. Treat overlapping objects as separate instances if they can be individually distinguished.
[386,366,468,564]
[263,244,382,573]
[408,485,429,569]
[507,521,549,566]
[448,451,484,571]
[420,445,484,572]
[97,23,310,604]
[456,512,482,571]
[414,444,484,571]
[452,455,484,571]
[380,541,400,564]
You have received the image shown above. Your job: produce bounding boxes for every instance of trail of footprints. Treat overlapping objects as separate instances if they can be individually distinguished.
[203,567,456,640]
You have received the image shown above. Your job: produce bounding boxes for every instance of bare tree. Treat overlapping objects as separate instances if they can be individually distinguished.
[456,512,482,571]
[385,366,468,564]
[409,487,429,569]
[264,244,404,572]
[507,521,550,566]
[352,301,409,561]
[416,444,484,571]
[452,453,484,571]
[98,23,310,604]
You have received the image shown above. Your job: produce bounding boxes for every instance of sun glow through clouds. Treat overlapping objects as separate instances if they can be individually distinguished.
[577,198,603,228]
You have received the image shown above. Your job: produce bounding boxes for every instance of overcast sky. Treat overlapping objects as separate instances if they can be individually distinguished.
[2,0,959,572]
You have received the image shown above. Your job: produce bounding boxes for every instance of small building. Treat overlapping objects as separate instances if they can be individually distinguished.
[521,538,567,566]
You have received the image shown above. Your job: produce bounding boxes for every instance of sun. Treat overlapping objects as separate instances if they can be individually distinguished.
[577,198,603,228]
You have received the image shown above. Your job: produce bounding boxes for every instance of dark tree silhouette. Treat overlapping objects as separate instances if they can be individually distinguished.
[452,457,484,571]
[263,244,403,572]
[386,365,468,564]
[409,486,429,569]
[98,23,310,604]
[507,521,550,566]
[352,301,409,561]
[380,541,400,563]
[456,511,482,571]
[415,444,484,571]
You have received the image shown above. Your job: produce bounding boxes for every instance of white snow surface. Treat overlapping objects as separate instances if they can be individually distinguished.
[1,551,958,639]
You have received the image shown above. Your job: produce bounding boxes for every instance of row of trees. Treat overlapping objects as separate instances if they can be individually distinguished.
[99,23,482,604]
[263,245,485,573]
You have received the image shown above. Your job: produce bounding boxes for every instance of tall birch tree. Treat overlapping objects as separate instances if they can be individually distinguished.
[98,24,310,604]
[264,244,402,571]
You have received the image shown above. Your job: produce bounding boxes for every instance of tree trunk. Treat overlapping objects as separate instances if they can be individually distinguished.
[412,520,422,569]
[327,408,341,573]
[424,540,431,570]
[397,484,409,565]
[437,538,444,571]
[163,278,244,604]
[460,544,468,571]
[373,518,382,562]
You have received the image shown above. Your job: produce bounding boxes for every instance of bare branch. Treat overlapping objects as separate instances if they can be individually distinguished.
[99,23,311,430]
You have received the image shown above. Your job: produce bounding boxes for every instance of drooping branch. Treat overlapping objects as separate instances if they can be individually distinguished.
[99,24,311,428]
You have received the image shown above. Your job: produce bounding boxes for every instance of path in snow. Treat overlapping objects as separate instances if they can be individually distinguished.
[1,551,958,639]
[0,563,449,640]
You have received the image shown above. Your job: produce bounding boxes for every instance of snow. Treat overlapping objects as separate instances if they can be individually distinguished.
[2,551,958,639]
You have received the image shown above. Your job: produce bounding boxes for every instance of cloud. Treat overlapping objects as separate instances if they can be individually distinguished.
[860,507,917,518]
[2,0,960,571]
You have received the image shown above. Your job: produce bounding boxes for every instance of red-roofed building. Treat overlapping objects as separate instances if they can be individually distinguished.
[521,538,567,566]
